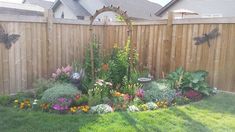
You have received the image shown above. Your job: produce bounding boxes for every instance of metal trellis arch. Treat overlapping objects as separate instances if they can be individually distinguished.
[89,5,134,81]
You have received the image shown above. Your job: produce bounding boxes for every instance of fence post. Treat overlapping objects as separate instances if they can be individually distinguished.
[162,11,173,76]
[45,9,54,77]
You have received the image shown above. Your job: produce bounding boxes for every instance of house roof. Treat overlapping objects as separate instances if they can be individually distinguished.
[102,0,162,20]
[0,1,44,16]
[52,0,162,20]
[155,0,179,16]
[23,0,54,9]
[52,0,91,17]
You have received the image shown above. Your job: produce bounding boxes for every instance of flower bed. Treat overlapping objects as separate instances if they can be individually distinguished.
[1,40,216,115]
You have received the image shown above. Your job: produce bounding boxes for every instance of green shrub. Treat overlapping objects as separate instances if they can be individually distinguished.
[41,83,81,103]
[0,95,11,106]
[143,81,176,103]
[33,79,55,99]
[166,67,213,95]
[72,95,89,106]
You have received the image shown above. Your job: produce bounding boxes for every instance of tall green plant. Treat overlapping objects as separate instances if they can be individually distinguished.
[83,37,101,83]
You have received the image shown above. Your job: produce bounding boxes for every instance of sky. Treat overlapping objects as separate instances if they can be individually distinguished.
[0,0,170,6]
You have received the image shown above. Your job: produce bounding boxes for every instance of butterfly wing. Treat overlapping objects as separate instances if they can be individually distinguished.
[0,25,6,43]
[0,25,5,35]
[8,34,20,44]
[207,28,220,39]
[194,36,207,45]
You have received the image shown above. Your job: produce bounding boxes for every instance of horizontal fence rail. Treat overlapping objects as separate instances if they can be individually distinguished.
[0,15,235,94]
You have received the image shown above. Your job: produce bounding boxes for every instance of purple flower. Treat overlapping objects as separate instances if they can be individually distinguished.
[136,89,144,99]
[58,98,66,103]
[52,104,61,110]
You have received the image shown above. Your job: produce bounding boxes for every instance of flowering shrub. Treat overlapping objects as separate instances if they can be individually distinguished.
[112,91,130,111]
[91,79,113,99]
[52,65,73,82]
[90,104,113,114]
[52,98,72,114]
[127,105,139,112]
[41,83,81,104]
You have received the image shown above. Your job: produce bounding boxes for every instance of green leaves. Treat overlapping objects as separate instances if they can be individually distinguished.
[167,67,212,96]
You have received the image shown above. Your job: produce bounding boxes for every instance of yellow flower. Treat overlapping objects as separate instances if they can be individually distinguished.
[14,100,18,103]
[81,105,90,112]
[20,103,25,109]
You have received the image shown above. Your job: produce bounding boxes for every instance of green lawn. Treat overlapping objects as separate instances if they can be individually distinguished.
[0,92,235,132]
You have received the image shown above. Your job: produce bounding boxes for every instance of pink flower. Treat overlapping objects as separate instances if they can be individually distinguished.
[123,94,130,101]
[136,89,144,99]
[63,65,73,73]
[56,68,62,74]
[52,73,57,78]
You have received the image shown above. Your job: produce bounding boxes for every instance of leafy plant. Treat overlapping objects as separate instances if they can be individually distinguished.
[83,37,101,83]
[41,83,81,103]
[0,95,11,106]
[107,38,138,88]
[72,94,89,106]
[167,67,212,95]
[143,81,176,103]
[120,76,141,97]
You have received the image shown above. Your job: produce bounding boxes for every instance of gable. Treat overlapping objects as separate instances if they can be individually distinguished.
[52,0,90,17]
[156,0,235,18]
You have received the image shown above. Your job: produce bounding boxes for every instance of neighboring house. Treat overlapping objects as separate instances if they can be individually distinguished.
[22,0,54,9]
[51,0,162,21]
[155,0,235,19]
[0,1,44,17]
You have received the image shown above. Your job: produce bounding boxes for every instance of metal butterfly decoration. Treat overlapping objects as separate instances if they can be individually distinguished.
[0,24,20,49]
[193,27,220,47]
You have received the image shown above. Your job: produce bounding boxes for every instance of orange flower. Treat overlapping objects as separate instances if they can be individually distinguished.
[113,92,121,97]
[102,64,109,71]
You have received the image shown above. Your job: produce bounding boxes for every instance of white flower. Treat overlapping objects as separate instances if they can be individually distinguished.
[90,104,113,114]
[127,105,139,112]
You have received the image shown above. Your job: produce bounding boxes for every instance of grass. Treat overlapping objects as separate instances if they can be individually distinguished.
[0,92,235,132]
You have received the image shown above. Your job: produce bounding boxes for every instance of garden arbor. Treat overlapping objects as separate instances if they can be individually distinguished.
[89,6,134,81]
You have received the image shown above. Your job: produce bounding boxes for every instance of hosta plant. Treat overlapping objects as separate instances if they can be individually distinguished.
[167,67,212,96]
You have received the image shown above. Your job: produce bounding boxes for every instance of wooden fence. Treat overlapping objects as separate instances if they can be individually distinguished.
[0,14,235,94]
